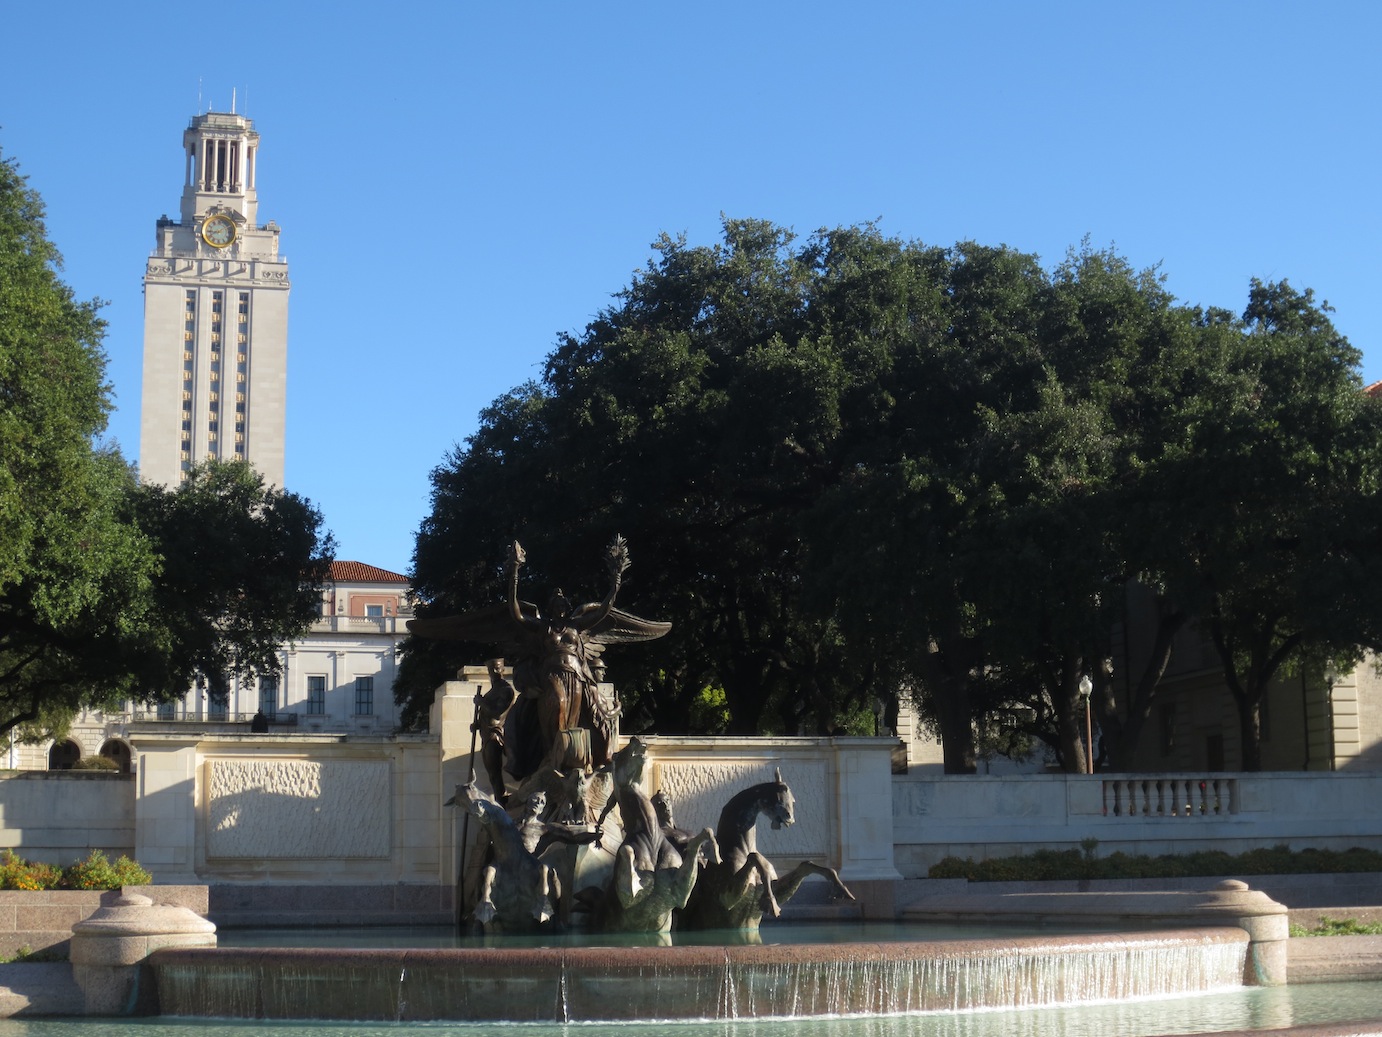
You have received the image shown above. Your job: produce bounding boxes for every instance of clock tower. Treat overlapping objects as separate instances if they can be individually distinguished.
[139,111,288,488]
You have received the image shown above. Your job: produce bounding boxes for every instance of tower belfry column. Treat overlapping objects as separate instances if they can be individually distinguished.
[139,111,288,489]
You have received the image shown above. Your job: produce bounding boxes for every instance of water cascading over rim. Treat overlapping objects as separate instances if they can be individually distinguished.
[147,928,1249,1023]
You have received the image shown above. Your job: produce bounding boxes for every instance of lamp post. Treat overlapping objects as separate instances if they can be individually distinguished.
[1078,674,1094,775]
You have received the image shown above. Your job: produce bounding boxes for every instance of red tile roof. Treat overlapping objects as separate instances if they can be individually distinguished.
[328,561,410,584]
[1366,381,1382,398]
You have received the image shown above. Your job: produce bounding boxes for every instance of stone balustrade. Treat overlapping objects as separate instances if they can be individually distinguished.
[1101,775,1238,817]
[892,771,1382,877]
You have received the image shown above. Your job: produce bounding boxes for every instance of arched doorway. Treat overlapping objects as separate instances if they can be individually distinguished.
[48,740,81,770]
[98,739,132,774]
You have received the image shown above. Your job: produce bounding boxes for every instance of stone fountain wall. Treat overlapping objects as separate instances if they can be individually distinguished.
[893,770,1382,876]
[5,675,1382,928]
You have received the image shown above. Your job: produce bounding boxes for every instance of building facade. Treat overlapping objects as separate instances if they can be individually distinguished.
[30,563,412,772]
[139,111,288,488]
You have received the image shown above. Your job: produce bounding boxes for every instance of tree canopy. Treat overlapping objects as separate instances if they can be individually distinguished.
[401,218,1382,772]
[0,150,335,738]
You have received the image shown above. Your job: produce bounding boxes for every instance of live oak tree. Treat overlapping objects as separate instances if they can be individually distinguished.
[404,221,909,736]
[1163,282,1382,770]
[0,151,334,739]
[403,217,1382,773]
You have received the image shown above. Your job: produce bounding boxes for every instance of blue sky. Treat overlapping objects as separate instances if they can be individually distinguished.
[3,2,1379,577]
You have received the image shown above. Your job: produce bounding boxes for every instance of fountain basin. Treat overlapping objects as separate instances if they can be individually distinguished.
[148,928,1249,1023]
[902,879,1289,984]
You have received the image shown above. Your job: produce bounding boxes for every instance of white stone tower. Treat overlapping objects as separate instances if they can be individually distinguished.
[139,111,288,488]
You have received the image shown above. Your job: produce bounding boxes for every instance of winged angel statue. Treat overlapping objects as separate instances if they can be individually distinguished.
[409,536,670,783]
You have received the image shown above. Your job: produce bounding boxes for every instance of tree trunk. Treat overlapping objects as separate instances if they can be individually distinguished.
[933,680,976,773]
[1059,695,1089,774]
[1102,605,1184,771]
[1238,692,1263,771]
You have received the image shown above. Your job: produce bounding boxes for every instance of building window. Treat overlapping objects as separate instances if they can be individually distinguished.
[258,676,278,719]
[307,676,326,715]
[366,604,384,618]
[208,677,228,720]
[354,676,374,716]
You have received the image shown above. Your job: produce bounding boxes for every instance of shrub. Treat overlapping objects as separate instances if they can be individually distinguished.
[109,854,152,887]
[71,756,119,772]
[927,844,1382,881]
[59,850,122,890]
[0,849,153,891]
[0,850,60,891]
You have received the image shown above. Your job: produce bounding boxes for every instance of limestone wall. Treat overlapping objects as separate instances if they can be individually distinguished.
[894,770,1382,877]
[0,773,134,866]
[130,731,446,886]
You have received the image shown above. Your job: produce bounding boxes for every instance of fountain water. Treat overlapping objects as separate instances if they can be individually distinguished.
[146,928,1248,1023]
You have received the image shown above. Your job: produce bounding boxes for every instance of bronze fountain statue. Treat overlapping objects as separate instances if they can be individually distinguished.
[412,536,850,936]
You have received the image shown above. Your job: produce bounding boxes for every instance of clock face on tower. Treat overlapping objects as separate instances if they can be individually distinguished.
[201,214,236,248]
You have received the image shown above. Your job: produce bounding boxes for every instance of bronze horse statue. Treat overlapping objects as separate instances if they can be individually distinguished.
[679,769,855,931]
[595,737,719,933]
